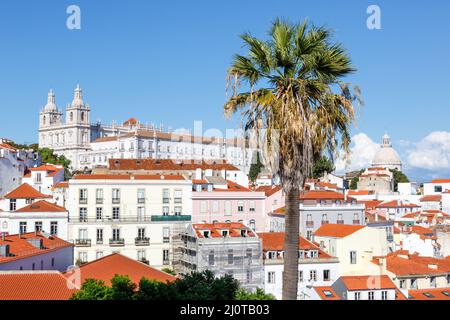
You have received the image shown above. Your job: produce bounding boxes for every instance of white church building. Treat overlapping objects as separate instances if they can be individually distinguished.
[38,86,254,172]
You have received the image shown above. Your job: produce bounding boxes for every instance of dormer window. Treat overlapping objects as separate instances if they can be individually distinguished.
[320,200,326,205]
[221,230,229,237]
[267,251,277,259]
[202,230,211,238]
[240,229,248,237]
[299,250,305,259]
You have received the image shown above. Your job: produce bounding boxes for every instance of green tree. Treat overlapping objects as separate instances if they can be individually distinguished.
[390,169,409,192]
[312,156,335,179]
[235,288,276,300]
[110,275,137,300]
[161,267,177,276]
[224,19,359,299]
[350,176,359,190]
[39,147,72,179]
[248,152,264,182]
[70,279,113,300]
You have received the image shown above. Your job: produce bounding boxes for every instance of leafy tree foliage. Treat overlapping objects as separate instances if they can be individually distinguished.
[235,288,276,300]
[248,152,264,182]
[312,156,335,179]
[70,271,275,300]
[389,169,409,192]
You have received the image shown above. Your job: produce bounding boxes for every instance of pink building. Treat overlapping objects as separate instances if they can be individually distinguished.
[191,179,266,232]
[255,185,285,215]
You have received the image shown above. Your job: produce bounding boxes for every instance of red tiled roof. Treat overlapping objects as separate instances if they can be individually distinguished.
[73,174,185,181]
[316,182,340,190]
[408,288,450,300]
[348,190,374,196]
[3,183,52,199]
[91,136,119,143]
[109,159,240,171]
[300,190,345,200]
[192,179,209,184]
[214,180,251,192]
[53,181,69,189]
[358,200,383,209]
[340,275,397,290]
[0,272,77,300]
[14,200,67,213]
[376,200,420,208]
[420,195,442,202]
[385,252,449,276]
[0,143,17,151]
[192,222,256,238]
[257,232,331,258]
[431,179,450,183]
[255,185,282,197]
[314,224,365,238]
[0,232,73,264]
[123,117,138,126]
[67,253,176,286]
[314,286,341,300]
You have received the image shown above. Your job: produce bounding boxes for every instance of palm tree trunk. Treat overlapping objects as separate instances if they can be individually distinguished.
[282,188,300,300]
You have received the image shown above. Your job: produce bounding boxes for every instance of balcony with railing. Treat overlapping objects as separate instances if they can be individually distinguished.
[305,221,314,228]
[353,220,361,225]
[151,215,191,222]
[137,198,145,204]
[112,198,120,204]
[109,238,125,246]
[135,237,150,246]
[75,239,91,247]
[337,220,345,224]
[96,198,104,205]
[321,220,329,225]
[79,198,88,205]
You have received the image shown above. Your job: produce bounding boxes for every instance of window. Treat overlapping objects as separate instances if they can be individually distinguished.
[78,228,87,240]
[249,201,256,212]
[224,201,232,216]
[78,252,88,263]
[112,207,120,220]
[19,222,27,234]
[162,189,170,203]
[268,272,276,284]
[354,292,361,300]
[138,250,146,261]
[163,250,169,265]
[228,249,234,265]
[35,221,42,232]
[322,214,328,222]
[399,280,406,289]
[237,201,244,212]
[32,263,35,270]
[299,271,303,282]
[350,251,357,264]
[323,269,330,281]
[366,291,374,300]
[9,199,16,211]
[212,201,219,213]
[112,189,120,203]
[96,207,103,220]
[174,206,182,216]
[306,230,313,240]
[208,250,215,266]
[137,207,145,221]
[50,221,58,235]
[174,189,182,203]
[410,279,418,289]
[137,189,145,203]
[138,227,146,239]
[40,260,44,270]
[79,208,87,222]
[337,213,343,223]
[96,251,104,260]
[163,227,170,243]
[309,270,317,281]
[434,186,443,193]
[200,201,207,213]
[162,206,169,216]
[246,269,252,283]
[96,229,103,244]
[249,219,256,230]
[112,228,121,241]
[382,291,388,300]
[51,258,55,267]
[423,292,434,298]
[79,189,88,204]
[96,189,103,204]
[430,277,437,288]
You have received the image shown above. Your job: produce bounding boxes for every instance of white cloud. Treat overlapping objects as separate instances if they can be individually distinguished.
[334,133,379,173]
[406,131,450,171]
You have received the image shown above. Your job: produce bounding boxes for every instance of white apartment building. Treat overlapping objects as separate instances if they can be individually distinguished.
[66,174,192,268]
[22,164,65,195]
[38,86,254,172]
[0,200,68,240]
[258,232,340,300]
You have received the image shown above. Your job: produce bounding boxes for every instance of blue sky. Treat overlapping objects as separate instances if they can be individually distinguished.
[1,0,449,181]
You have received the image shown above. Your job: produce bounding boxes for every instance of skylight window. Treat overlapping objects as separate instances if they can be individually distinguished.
[422,292,434,298]
[323,290,334,298]
[442,291,450,297]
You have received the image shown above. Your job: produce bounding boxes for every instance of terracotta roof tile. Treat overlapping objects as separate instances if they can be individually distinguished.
[420,195,442,202]
[0,272,77,300]
[314,286,341,300]
[73,174,185,181]
[15,200,67,213]
[255,185,282,197]
[340,275,397,290]
[314,224,365,238]
[408,288,450,300]
[108,159,240,171]
[300,190,346,200]
[4,183,52,199]
[192,222,256,238]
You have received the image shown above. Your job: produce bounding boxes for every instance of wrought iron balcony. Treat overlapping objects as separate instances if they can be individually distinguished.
[305,221,314,228]
[109,238,125,246]
[151,215,191,222]
[321,220,329,225]
[135,237,150,246]
[75,239,91,247]
[353,220,361,225]
[337,220,345,224]
[79,198,88,204]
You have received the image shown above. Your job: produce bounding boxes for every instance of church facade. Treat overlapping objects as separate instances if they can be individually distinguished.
[38,86,254,172]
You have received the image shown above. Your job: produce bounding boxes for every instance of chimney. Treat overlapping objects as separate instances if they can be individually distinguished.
[428,264,438,270]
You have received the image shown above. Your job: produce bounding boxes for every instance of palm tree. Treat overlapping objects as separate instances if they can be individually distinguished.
[224,19,361,300]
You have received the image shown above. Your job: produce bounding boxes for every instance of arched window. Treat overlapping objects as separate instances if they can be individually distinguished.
[43,116,46,125]
[70,112,73,122]
[81,112,85,121]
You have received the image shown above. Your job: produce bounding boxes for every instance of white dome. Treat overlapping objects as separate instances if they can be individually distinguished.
[371,134,402,170]
[43,89,58,112]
